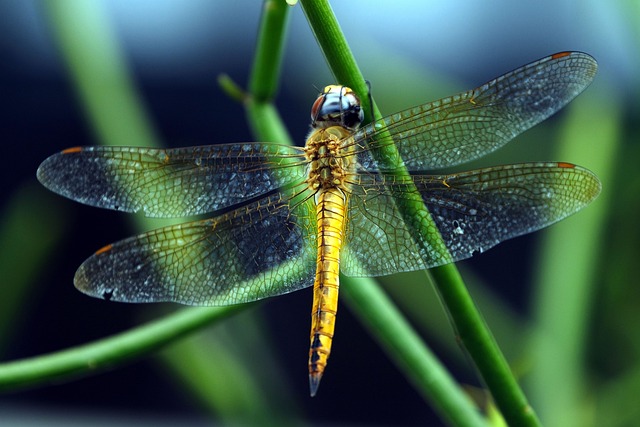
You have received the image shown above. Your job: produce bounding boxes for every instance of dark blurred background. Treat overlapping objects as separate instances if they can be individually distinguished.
[1,1,639,426]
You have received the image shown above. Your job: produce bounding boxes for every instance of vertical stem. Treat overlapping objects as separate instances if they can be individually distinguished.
[249,0,291,102]
[244,0,293,145]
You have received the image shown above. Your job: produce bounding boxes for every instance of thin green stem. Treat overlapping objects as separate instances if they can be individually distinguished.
[297,1,373,118]
[244,0,293,145]
[248,0,291,102]
[429,265,538,423]
[343,277,486,427]
[0,306,241,391]
[299,1,540,425]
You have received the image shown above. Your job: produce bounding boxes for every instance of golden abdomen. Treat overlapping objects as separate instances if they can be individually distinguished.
[309,187,346,396]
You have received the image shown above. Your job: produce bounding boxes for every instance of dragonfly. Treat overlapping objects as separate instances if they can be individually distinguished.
[37,51,601,396]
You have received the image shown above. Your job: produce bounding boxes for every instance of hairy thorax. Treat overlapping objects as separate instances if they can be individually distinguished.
[304,126,358,198]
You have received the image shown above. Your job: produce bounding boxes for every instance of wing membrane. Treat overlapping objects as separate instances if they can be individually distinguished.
[37,144,306,218]
[342,162,601,276]
[353,52,597,171]
[74,190,318,305]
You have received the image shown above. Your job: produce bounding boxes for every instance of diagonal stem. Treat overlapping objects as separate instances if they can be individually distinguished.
[299,1,541,426]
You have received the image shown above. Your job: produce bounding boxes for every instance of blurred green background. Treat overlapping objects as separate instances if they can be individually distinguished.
[1,1,638,425]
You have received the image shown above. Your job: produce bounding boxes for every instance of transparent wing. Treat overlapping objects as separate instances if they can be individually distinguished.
[352,52,597,171]
[74,190,318,305]
[37,143,307,218]
[341,162,601,276]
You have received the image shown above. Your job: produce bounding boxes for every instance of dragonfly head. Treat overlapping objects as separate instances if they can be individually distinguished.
[311,85,364,131]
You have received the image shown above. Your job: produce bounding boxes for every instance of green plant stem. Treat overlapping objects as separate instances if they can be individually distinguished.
[0,306,241,391]
[429,265,538,423]
[299,1,540,426]
[219,0,292,145]
[243,0,293,145]
[343,277,486,427]
[163,315,299,427]
[248,0,291,102]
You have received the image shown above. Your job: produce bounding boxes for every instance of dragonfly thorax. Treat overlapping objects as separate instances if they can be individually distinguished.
[304,127,356,194]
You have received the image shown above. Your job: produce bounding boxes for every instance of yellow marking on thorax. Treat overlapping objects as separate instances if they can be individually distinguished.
[303,126,357,395]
